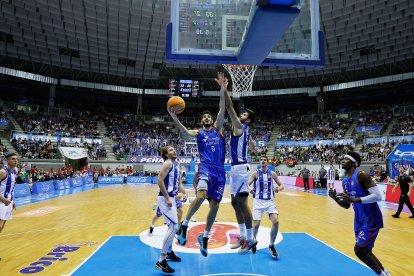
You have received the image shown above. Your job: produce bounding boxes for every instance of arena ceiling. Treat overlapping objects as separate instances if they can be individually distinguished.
[0,0,413,90]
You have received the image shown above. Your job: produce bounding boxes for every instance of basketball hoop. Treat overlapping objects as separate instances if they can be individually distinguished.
[223,64,257,99]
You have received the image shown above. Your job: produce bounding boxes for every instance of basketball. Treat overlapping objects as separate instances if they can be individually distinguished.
[167,96,185,114]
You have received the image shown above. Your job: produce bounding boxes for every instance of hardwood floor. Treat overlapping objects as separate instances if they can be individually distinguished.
[0,185,412,275]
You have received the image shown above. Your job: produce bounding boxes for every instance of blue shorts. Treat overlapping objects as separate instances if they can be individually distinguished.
[355,228,380,250]
[156,198,182,217]
[197,163,226,202]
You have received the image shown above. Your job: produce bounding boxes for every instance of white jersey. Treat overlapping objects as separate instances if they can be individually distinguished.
[0,166,17,201]
[230,124,250,165]
[158,161,180,197]
[252,169,274,200]
[328,169,335,182]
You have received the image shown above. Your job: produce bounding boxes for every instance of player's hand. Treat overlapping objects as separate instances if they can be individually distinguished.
[337,193,354,203]
[182,193,188,202]
[167,108,178,120]
[328,188,337,199]
[166,197,173,207]
[3,199,11,206]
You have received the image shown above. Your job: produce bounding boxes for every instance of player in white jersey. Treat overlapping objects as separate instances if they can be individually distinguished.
[327,164,335,189]
[0,153,18,234]
[219,72,257,254]
[155,146,187,274]
[248,156,284,258]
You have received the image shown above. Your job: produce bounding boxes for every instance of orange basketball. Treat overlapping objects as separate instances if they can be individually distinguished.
[167,96,185,114]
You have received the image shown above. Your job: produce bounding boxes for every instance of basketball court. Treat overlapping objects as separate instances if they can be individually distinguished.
[1,183,413,275]
[1,0,414,275]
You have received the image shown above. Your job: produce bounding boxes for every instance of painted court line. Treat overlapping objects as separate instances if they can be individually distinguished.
[66,235,113,276]
[304,232,369,269]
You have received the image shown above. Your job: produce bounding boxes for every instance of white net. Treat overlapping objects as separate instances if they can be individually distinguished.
[223,64,257,99]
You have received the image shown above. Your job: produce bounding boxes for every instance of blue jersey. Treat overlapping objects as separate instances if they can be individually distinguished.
[0,166,17,201]
[197,128,225,166]
[253,169,274,200]
[342,169,383,231]
[158,161,180,197]
[230,124,250,166]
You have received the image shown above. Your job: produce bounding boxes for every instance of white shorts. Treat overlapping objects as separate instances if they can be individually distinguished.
[157,196,178,225]
[253,198,278,221]
[230,164,250,195]
[0,202,13,220]
[328,179,335,185]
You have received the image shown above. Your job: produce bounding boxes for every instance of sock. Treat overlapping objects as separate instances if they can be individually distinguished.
[238,223,246,239]
[158,255,166,263]
[182,219,189,227]
[246,228,253,241]
[203,230,209,238]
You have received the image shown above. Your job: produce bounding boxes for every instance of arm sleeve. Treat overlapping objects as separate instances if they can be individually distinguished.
[360,186,382,204]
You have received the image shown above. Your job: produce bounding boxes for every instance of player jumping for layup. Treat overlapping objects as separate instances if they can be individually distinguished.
[168,72,226,257]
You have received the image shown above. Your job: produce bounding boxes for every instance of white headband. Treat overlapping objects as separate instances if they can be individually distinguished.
[344,154,358,166]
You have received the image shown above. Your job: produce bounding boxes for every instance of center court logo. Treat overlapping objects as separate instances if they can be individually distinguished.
[139,222,283,254]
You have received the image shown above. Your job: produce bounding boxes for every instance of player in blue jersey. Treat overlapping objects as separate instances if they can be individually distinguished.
[219,72,258,254]
[0,153,18,235]
[248,155,284,258]
[168,73,225,257]
[155,146,187,274]
[329,152,390,276]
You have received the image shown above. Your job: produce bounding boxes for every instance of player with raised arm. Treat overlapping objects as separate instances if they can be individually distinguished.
[218,72,258,254]
[248,155,284,258]
[328,152,390,276]
[168,72,226,257]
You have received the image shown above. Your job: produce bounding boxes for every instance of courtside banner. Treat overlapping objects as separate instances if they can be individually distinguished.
[14,184,31,198]
[54,179,71,190]
[32,181,55,194]
[126,176,152,184]
[98,176,124,184]
[127,156,232,164]
[70,177,84,187]
[83,176,94,184]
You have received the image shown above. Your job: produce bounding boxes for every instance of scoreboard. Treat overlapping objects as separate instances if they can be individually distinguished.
[169,79,203,98]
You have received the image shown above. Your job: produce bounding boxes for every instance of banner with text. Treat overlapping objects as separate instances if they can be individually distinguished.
[355,125,382,133]
[11,133,101,144]
[127,156,232,164]
[276,138,354,147]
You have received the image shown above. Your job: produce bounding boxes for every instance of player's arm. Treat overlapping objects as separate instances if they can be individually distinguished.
[272,172,284,193]
[248,136,256,153]
[216,73,243,134]
[392,177,400,193]
[328,184,351,209]
[0,169,11,206]
[214,73,226,130]
[338,171,382,204]
[247,171,257,194]
[178,176,188,202]
[167,108,198,137]
[157,160,173,206]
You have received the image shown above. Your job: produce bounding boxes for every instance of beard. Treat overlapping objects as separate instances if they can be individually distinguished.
[203,122,212,128]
